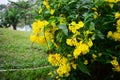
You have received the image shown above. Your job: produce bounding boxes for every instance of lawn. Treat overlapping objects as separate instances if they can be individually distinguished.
[0,28,52,80]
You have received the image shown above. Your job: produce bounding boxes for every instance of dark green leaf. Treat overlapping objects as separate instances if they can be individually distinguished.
[96,30,105,39]
[83,12,93,22]
[89,22,95,31]
[91,34,96,40]
[78,61,91,76]
[58,23,68,36]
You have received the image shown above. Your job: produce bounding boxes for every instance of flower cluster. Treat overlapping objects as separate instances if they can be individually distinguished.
[111,57,120,72]
[30,0,120,79]
[48,54,77,78]
[30,20,49,45]
[43,0,55,15]
[92,7,100,19]
[107,12,120,41]
[105,0,120,8]
[67,21,93,59]
[69,21,84,34]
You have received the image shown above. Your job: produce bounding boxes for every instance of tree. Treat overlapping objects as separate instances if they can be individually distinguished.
[1,0,38,30]
[1,5,21,30]
[0,4,6,10]
[10,0,37,26]
[0,4,6,28]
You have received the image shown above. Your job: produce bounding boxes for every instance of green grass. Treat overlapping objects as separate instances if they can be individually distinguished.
[0,28,52,80]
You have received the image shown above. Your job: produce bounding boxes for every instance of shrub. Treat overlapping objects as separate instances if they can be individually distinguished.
[30,0,120,80]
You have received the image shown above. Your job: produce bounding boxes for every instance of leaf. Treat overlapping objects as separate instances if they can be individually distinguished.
[89,22,95,31]
[91,34,96,40]
[83,12,93,22]
[78,61,91,76]
[96,30,104,39]
[58,23,68,36]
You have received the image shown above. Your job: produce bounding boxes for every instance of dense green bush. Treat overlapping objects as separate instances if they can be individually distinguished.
[30,0,120,80]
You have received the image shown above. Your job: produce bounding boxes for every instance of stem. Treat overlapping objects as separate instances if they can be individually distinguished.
[43,27,49,50]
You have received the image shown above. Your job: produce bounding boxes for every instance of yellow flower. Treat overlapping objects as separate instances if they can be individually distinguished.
[48,54,68,66]
[46,5,50,10]
[59,17,66,24]
[87,39,93,47]
[78,21,84,28]
[43,20,49,26]
[30,35,38,43]
[56,76,61,80]
[116,0,120,3]
[109,3,114,8]
[66,38,78,46]
[73,31,80,37]
[111,58,120,72]
[48,54,61,66]
[74,43,89,59]
[43,1,47,5]
[69,21,84,33]
[111,59,119,66]
[84,60,88,65]
[66,39,72,46]
[38,36,46,45]
[92,54,97,59]
[50,9,55,15]
[112,32,120,41]
[67,54,72,57]
[48,72,54,77]
[57,67,63,77]
[94,11,99,19]
[77,43,89,54]
[43,1,50,10]
[51,22,56,27]
[73,48,81,59]
[111,57,120,72]
[71,21,76,26]
[92,7,97,11]
[98,53,102,57]
[60,57,67,65]
[69,25,77,33]
[117,26,120,32]
[113,66,120,72]
[71,62,77,69]
[32,20,49,34]
[117,19,120,26]
[115,12,120,19]
[107,31,113,38]
[105,0,116,3]
[57,64,71,77]
[86,30,94,35]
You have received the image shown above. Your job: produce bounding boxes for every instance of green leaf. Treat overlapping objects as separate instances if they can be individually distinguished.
[96,30,104,39]
[83,12,93,22]
[89,22,95,31]
[78,61,91,76]
[58,23,68,36]
[91,34,96,40]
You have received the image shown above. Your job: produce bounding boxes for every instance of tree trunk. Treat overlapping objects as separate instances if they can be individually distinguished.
[13,24,17,30]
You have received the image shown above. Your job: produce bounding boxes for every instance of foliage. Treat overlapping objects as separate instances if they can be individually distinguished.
[1,0,37,29]
[30,0,120,80]
[0,4,6,10]
[10,0,37,25]
[0,4,6,28]
[1,3,22,29]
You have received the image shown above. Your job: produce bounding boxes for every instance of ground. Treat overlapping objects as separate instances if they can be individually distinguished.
[0,28,52,80]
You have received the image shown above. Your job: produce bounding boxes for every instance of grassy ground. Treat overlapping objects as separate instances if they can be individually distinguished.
[0,28,52,80]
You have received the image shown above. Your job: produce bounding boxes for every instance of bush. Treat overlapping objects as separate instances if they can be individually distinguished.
[30,0,120,80]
